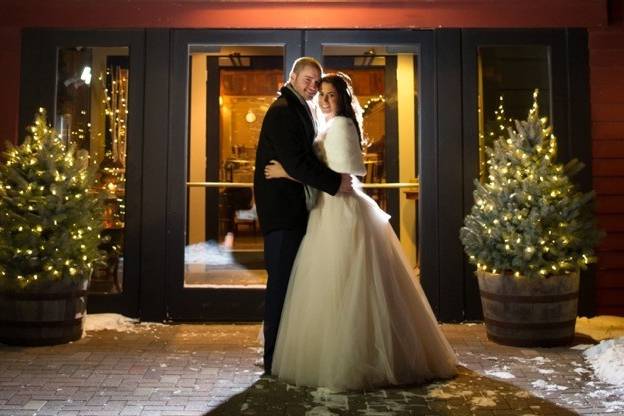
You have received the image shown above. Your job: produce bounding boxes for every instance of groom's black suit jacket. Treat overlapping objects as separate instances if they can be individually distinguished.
[254,86,341,235]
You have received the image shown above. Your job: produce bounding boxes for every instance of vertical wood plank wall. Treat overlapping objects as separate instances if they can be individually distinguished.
[589,0,624,315]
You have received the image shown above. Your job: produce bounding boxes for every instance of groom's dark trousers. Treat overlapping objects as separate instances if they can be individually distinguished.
[262,224,306,373]
[253,85,341,374]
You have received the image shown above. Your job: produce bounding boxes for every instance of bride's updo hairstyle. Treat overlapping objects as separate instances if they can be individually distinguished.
[321,72,363,147]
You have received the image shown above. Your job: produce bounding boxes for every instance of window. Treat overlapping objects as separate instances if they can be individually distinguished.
[56,46,129,294]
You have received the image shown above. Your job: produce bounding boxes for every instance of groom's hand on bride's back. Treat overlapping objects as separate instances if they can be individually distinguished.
[338,173,353,194]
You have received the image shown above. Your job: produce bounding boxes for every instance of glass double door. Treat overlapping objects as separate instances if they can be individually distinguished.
[167,30,432,321]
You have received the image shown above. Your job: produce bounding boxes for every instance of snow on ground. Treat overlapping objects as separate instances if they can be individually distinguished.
[530,379,567,391]
[461,349,624,413]
[83,313,165,333]
[184,240,234,265]
[81,314,624,413]
[576,315,624,390]
[452,317,624,414]
[84,313,138,332]
[484,369,515,379]
[584,337,624,387]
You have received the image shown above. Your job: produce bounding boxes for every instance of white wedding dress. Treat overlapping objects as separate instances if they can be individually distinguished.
[271,116,458,391]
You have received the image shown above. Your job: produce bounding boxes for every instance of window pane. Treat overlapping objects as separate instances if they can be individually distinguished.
[56,46,129,294]
[323,46,419,269]
[478,46,551,180]
[185,47,283,288]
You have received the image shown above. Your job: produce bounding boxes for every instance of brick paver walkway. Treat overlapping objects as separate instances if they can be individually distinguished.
[0,323,622,415]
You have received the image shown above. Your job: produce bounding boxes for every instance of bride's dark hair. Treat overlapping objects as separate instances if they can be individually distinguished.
[321,72,363,148]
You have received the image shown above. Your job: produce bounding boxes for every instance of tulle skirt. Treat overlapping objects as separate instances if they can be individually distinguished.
[271,184,458,391]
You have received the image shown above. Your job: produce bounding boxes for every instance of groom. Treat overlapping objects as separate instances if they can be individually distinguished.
[254,57,351,374]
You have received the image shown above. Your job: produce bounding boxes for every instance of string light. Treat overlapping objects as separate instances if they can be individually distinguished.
[460,89,601,279]
[0,108,105,288]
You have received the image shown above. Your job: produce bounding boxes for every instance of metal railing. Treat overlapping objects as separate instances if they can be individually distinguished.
[187,181,419,190]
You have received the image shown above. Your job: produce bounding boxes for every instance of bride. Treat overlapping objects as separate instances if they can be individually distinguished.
[264,72,458,391]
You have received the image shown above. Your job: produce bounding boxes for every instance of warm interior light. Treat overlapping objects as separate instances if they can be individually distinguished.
[80,66,92,85]
[245,109,256,123]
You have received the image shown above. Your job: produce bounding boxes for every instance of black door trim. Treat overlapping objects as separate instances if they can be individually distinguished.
[19,28,145,318]
[166,29,302,321]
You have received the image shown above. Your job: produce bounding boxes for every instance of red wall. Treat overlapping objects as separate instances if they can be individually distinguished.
[590,0,624,315]
[0,0,607,142]
[0,27,21,143]
[1,0,622,315]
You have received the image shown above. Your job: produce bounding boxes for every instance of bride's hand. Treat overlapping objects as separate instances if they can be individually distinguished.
[264,160,288,179]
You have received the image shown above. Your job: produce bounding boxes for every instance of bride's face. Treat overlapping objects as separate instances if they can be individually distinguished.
[318,82,340,119]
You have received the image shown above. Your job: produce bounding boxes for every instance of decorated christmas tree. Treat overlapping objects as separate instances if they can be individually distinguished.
[460,91,601,278]
[0,108,104,290]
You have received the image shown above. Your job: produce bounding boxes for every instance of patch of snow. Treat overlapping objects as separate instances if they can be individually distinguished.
[583,337,624,387]
[185,241,233,265]
[83,313,166,333]
[606,400,624,412]
[310,388,349,411]
[588,390,611,399]
[570,344,593,350]
[527,356,551,365]
[84,313,138,332]
[511,356,551,365]
[537,369,554,375]
[576,316,624,341]
[485,370,515,379]
[531,379,568,391]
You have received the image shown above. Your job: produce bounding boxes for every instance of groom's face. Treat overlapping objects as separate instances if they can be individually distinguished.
[290,65,321,101]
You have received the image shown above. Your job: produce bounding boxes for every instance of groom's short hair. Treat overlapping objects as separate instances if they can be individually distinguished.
[289,57,323,78]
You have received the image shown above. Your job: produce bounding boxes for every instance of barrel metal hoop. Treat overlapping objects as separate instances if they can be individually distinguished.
[0,290,88,301]
[483,317,577,330]
[486,332,574,347]
[0,318,83,328]
[479,290,578,304]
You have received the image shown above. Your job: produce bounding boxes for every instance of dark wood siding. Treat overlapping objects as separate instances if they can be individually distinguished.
[589,0,624,315]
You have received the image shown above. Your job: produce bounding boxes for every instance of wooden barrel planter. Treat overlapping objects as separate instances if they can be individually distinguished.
[477,270,579,347]
[0,280,88,346]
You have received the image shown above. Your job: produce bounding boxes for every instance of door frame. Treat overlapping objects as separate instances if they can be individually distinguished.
[304,29,440,313]
[19,29,145,318]
[165,30,302,321]
[460,29,594,319]
[165,29,439,321]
